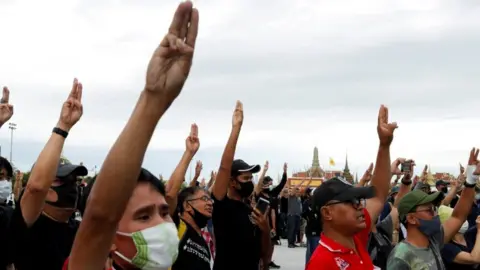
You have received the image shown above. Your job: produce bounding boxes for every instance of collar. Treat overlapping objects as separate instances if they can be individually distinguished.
[318,233,358,254]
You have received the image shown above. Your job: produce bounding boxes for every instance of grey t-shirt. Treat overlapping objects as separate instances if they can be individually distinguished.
[386,226,445,270]
[288,196,302,215]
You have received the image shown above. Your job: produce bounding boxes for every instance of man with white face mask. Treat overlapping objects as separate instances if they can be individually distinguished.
[438,205,480,269]
[0,157,13,205]
[66,2,199,269]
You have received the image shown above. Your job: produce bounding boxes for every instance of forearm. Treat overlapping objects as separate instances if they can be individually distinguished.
[166,151,194,213]
[371,145,391,202]
[471,231,480,261]
[452,187,475,221]
[213,126,241,198]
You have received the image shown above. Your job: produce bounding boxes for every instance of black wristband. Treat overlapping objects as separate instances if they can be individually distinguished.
[52,127,68,138]
[401,180,412,185]
[464,183,476,188]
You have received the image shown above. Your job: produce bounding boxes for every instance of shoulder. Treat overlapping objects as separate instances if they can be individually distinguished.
[386,256,411,270]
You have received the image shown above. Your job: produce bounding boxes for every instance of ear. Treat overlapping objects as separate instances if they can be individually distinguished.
[320,207,333,221]
[45,188,58,202]
[406,214,417,226]
[183,200,192,212]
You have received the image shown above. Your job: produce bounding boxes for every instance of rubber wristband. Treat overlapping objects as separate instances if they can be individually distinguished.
[52,127,68,138]
[464,183,476,188]
[401,180,412,185]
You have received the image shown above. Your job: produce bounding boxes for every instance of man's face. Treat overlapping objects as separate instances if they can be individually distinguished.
[185,189,213,218]
[45,174,79,211]
[0,168,9,181]
[113,182,172,265]
[321,197,367,234]
[231,172,253,188]
[406,203,436,226]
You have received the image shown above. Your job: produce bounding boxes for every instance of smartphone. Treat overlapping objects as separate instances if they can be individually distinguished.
[256,197,270,215]
[401,161,411,173]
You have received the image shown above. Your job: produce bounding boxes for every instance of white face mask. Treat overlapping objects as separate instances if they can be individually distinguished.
[459,221,469,234]
[0,180,12,201]
[115,222,179,270]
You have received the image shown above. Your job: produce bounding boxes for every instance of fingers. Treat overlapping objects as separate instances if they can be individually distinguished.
[168,1,193,37]
[185,8,199,48]
[235,100,243,111]
[191,123,198,137]
[77,81,83,101]
[377,105,384,125]
[178,6,192,40]
[2,87,10,104]
[69,78,79,98]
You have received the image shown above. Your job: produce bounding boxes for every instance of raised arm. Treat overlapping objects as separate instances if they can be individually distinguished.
[189,160,202,187]
[366,105,397,225]
[271,163,288,197]
[0,86,14,129]
[254,161,269,196]
[166,124,199,215]
[443,148,478,243]
[21,79,82,227]
[356,163,373,187]
[69,3,199,268]
[212,101,243,201]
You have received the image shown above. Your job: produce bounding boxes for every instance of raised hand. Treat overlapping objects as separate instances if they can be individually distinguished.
[195,160,203,176]
[264,161,269,172]
[0,87,13,127]
[232,101,243,127]
[58,79,83,131]
[145,1,199,102]
[377,105,398,146]
[185,123,200,154]
[460,163,465,175]
[391,158,405,175]
[200,178,206,187]
[362,163,374,182]
[283,162,288,173]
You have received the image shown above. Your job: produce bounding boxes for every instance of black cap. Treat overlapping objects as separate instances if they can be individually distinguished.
[435,180,449,187]
[30,162,88,179]
[312,177,375,211]
[231,159,261,175]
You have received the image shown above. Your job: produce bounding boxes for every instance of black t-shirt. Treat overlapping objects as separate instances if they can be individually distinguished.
[0,205,14,268]
[280,197,288,214]
[301,198,321,237]
[172,216,211,270]
[9,202,78,270]
[212,194,261,270]
[441,241,476,270]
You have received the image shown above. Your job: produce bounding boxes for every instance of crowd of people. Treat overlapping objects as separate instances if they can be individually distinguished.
[0,2,480,270]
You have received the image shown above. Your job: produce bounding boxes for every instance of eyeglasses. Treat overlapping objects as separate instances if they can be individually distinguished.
[325,198,366,209]
[414,206,436,215]
[188,195,213,203]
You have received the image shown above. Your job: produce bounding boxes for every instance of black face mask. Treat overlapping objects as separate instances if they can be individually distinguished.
[46,182,78,208]
[235,180,254,198]
[188,203,210,228]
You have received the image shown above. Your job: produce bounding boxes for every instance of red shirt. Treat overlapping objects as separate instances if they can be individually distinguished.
[306,209,374,270]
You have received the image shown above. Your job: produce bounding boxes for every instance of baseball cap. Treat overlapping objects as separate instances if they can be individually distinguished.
[389,186,400,196]
[397,189,443,221]
[413,182,430,191]
[231,159,261,175]
[312,177,375,211]
[435,180,449,187]
[31,162,88,179]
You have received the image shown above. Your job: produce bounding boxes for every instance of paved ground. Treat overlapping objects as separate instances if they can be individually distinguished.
[270,240,306,270]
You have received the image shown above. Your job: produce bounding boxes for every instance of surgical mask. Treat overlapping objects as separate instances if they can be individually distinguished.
[188,203,210,229]
[115,222,179,270]
[459,221,469,234]
[418,216,441,237]
[0,180,11,201]
[46,181,78,208]
[235,180,254,198]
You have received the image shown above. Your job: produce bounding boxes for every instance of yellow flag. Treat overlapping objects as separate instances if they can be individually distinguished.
[329,157,335,166]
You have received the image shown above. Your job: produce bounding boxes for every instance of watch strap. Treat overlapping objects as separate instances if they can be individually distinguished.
[52,127,68,138]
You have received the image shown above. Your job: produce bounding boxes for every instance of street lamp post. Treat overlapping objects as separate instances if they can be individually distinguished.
[8,122,16,163]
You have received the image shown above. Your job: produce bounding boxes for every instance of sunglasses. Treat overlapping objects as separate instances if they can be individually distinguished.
[325,198,366,209]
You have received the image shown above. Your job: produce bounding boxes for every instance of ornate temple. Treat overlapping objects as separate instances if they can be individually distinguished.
[288,147,344,188]
[343,154,354,184]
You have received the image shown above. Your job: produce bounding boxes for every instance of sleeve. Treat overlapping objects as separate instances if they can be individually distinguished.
[357,208,372,247]
[271,173,287,197]
[440,243,462,264]
[305,253,335,270]
[386,258,411,270]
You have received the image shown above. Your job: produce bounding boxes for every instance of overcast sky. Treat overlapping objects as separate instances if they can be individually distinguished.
[0,0,479,181]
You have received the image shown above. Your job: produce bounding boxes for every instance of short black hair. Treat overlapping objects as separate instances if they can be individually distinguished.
[177,186,203,214]
[263,176,273,184]
[0,157,13,178]
[78,168,165,216]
